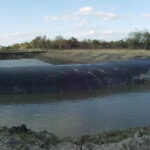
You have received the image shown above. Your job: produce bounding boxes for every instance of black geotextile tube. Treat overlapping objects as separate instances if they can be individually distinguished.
[0,59,150,94]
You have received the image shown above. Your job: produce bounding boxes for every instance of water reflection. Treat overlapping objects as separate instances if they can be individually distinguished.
[0,84,150,137]
[0,84,150,104]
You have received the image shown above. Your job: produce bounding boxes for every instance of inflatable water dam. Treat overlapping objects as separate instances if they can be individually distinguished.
[0,58,150,94]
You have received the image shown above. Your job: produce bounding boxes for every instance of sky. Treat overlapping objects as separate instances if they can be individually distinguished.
[0,0,150,45]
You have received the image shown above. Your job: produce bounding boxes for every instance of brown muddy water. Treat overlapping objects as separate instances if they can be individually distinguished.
[0,85,150,137]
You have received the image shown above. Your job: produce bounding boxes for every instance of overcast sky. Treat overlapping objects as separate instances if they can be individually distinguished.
[0,0,150,45]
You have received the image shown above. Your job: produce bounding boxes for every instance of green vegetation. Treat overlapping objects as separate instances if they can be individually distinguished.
[1,30,150,51]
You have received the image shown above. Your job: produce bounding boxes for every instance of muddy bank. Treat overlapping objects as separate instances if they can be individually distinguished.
[0,49,150,64]
[1,58,150,94]
[0,50,47,60]
[37,49,150,64]
[1,124,150,150]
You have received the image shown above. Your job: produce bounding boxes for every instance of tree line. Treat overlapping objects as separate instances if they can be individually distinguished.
[1,31,150,50]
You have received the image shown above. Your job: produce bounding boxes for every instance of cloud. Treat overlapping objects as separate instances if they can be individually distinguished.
[77,7,120,20]
[43,6,121,23]
[88,30,97,35]
[78,6,94,15]
[103,30,113,34]
[43,15,80,22]
[88,29,113,36]
[95,12,120,20]
[0,32,42,46]
[4,32,38,38]
[75,20,87,28]
[140,14,150,18]
[71,19,88,29]
[71,29,126,41]
[43,16,61,22]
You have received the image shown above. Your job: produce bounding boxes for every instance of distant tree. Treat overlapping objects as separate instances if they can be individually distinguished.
[142,31,150,49]
[2,30,150,50]
[67,37,79,49]
[126,31,143,49]
[92,40,100,49]
[54,35,66,49]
